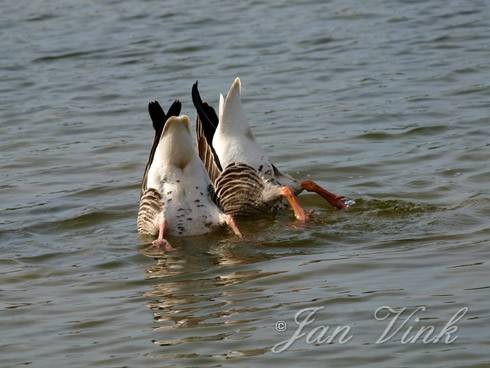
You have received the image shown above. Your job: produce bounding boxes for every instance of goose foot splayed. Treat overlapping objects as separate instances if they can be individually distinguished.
[299,180,348,210]
[192,77,350,222]
[137,100,242,252]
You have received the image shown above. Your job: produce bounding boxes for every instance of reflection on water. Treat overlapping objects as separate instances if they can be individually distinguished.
[136,196,488,366]
[142,239,283,362]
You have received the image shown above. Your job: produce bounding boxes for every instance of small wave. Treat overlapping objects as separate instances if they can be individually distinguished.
[349,198,440,217]
[31,208,131,232]
[449,84,490,96]
[297,36,335,47]
[32,48,107,63]
[355,125,449,140]
[25,14,58,22]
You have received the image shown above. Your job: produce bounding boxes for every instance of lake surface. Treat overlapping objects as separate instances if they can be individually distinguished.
[1,0,489,367]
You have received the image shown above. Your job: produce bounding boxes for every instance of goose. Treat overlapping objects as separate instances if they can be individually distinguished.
[191,77,349,222]
[137,100,241,251]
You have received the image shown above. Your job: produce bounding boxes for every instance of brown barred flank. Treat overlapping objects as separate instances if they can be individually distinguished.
[137,188,163,236]
[214,163,270,217]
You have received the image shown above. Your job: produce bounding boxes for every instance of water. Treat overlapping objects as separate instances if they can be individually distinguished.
[1,0,490,367]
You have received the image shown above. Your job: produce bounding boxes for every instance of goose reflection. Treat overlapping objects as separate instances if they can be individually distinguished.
[140,230,290,352]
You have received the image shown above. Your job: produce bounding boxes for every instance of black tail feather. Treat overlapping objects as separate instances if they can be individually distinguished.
[192,81,223,171]
[166,99,182,119]
[192,81,219,145]
[148,100,166,132]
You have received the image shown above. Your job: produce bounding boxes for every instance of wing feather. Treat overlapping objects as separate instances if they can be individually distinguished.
[197,116,222,184]
[192,81,222,172]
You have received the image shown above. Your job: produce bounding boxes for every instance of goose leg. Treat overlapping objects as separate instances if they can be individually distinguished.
[223,214,243,238]
[300,180,347,210]
[151,218,174,252]
[280,186,308,222]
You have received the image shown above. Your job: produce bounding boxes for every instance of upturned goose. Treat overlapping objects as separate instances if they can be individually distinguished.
[137,100,241,251]
[192,77,349,221]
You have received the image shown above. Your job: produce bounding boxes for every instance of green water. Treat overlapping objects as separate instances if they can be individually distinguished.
[1,0,489,367]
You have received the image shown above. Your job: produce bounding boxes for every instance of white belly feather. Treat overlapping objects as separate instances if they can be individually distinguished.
[146,141,223,236]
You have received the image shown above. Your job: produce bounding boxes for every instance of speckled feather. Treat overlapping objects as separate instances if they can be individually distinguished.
[138,102,229,238]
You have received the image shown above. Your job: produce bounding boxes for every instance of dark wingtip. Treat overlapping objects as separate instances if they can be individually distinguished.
[167,99,182,118]
[192,81,203,108]
[148,100,166,131]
